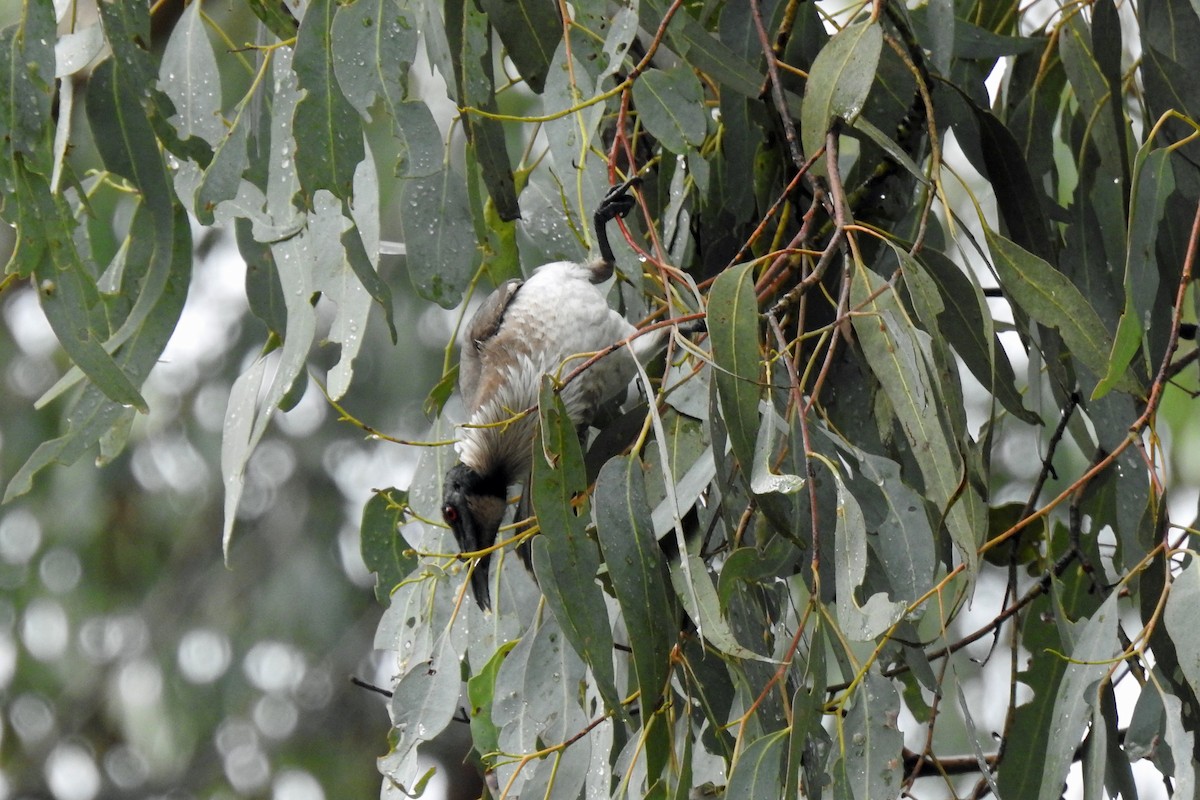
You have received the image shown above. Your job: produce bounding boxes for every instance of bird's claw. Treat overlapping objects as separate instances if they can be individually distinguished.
[597,176,642,224]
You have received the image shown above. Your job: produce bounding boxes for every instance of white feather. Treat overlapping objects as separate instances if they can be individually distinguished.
[456,260,646,478]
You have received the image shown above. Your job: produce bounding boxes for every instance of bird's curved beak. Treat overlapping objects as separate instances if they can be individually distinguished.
[468,551,493,611]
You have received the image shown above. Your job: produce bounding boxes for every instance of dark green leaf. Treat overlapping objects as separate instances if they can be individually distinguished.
[946,83,1054,263]
[985,227,1140,396]
[726,730,787,798]
[801,21,882,169]
[594,456,676,716]
[248,0,299,39]
[1034,592,1119,800]
[906,246,1036,423]
[530,378,621,715]
[86,57,174,218]
[360,489,418,606]
[708,262,761,486]
[0,0,55,180]
[632,67,708,155]
[850,264,984,576]
[479,0,559,94]
[639,0,768,101]
[6,204,191,502]
[293,0,366,201]
[14,164,147,413]
[459,0,518,221]
[332,0,417,119]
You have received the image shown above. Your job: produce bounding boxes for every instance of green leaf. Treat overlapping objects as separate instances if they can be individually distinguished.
[530,377,621,715]
[396,101,478,307]
[332,0,417,120]
[225,199,341,552]
[195,89,251,225]
[159,1,225,146]
[293,0,366,201]
[0,0,55,181]
[36,199,184,409]
[1096,147,1174,397]
[786,620,830,799]
[834,671,904,800]
[632,66,708,155]
[1035,591,1120,800]
[6,204,191,502]
[670,554,773,661]
[594,456,676,717]
[708,261,761,486]
[850,264,984,576]
[985,227,1141,397]
[459,0,519,222]
[479,0,559,94]
[95,1,212,167]
[494,613,590,794]
[904,246,1037,424]
[86,56,174,220]
[12,165,148,413]
[466,639,518,757]
[389,636,461,762]
[248,0,299,39]
[1164,557,1200,695]
[1059,13,1128,187]
[1159,689,1198,795]
[360,489,418,606]
[638,0,770,101]
[826,463,906,641]
[726,730,788,798]
[801,21,882,169]
[912,6,1044,63]
[850,451,936,606]
[946,84,1055,263]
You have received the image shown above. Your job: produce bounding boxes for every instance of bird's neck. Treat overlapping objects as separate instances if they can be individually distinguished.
[458,410,538,487]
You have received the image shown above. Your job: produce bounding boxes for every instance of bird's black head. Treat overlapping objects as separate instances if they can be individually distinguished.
[442,462,508,610]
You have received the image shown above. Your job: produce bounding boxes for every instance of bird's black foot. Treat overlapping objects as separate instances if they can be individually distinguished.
[594,176,642,267]
[596,176,641,225]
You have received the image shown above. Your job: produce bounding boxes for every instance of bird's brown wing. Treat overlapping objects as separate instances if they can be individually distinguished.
[460,278,523,414]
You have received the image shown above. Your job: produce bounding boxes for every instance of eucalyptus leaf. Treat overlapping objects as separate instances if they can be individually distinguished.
[632,67,708,155]
[850,264,984,576]
[293,0,366,201]
[360,489,418,605]
[332,0,416,120]
[708,262,761,485]
[1035,591,1120,800]
[985,227,1141,397]
[594,456,676,712]
[530,378,621,715]
[802,21,882,170]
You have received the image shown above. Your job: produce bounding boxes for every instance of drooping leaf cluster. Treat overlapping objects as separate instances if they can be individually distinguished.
[4,0,1200,798]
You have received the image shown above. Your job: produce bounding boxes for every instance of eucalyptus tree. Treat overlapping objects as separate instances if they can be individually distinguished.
[4,0,1200,798]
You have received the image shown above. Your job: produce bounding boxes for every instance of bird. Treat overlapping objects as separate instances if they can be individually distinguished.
[441,178,666,610]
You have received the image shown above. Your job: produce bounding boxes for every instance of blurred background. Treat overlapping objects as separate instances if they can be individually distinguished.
[0,2,461,797]
[0,218,451,800]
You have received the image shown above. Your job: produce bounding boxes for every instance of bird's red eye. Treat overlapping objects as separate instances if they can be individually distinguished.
[443,505,459,524]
